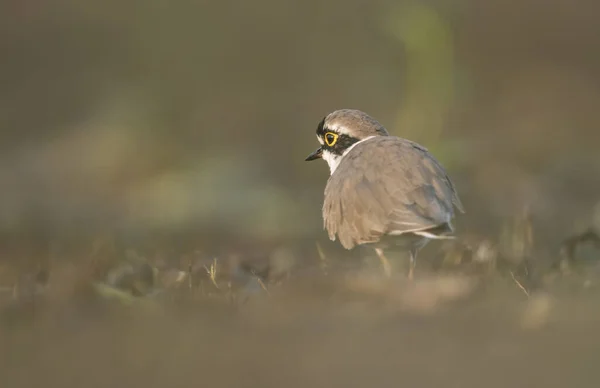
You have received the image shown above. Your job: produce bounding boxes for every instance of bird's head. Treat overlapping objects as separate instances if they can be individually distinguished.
[305,109,389,174]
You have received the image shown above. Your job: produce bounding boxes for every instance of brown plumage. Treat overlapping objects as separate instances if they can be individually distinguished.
[306,109,464,278]
[323,136,463,250]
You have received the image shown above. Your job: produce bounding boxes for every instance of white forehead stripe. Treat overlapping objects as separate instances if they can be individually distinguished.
[325,123,352,137]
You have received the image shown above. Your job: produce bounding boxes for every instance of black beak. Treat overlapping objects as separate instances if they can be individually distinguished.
[305,147,323,161]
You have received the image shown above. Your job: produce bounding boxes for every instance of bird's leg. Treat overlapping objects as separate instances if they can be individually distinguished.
[408,249,418,281]
[374,248,392,278]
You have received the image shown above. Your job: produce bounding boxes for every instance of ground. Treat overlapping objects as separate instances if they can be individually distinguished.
[1,235,600,388]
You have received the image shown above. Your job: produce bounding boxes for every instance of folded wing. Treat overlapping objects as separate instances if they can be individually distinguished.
[322,137,464,249]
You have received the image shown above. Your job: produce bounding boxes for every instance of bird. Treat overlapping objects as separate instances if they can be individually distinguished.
[305,109,464,279]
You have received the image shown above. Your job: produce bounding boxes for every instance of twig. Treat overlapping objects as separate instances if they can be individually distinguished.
[203,257,219,289]
[256,277,270,296]
[316,242,328,274]
[188,258,193,290]
[510,271,529,297]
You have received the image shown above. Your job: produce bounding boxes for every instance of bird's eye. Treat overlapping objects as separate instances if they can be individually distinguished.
[324,132,338,147]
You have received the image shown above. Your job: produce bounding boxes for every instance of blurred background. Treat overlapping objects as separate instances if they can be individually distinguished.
[2,0,600,387]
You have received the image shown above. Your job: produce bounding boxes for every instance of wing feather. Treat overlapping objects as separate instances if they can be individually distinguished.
[322,137,463,249]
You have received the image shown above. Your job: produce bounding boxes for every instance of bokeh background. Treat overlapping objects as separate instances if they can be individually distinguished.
[2,0,600,387]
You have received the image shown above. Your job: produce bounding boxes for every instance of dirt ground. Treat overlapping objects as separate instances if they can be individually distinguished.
[2,248,600,388]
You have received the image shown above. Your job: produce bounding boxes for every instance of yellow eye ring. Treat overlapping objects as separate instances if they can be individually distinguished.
[324,132,338,147]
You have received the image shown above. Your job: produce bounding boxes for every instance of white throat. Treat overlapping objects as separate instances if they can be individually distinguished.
[323,136,375,175]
